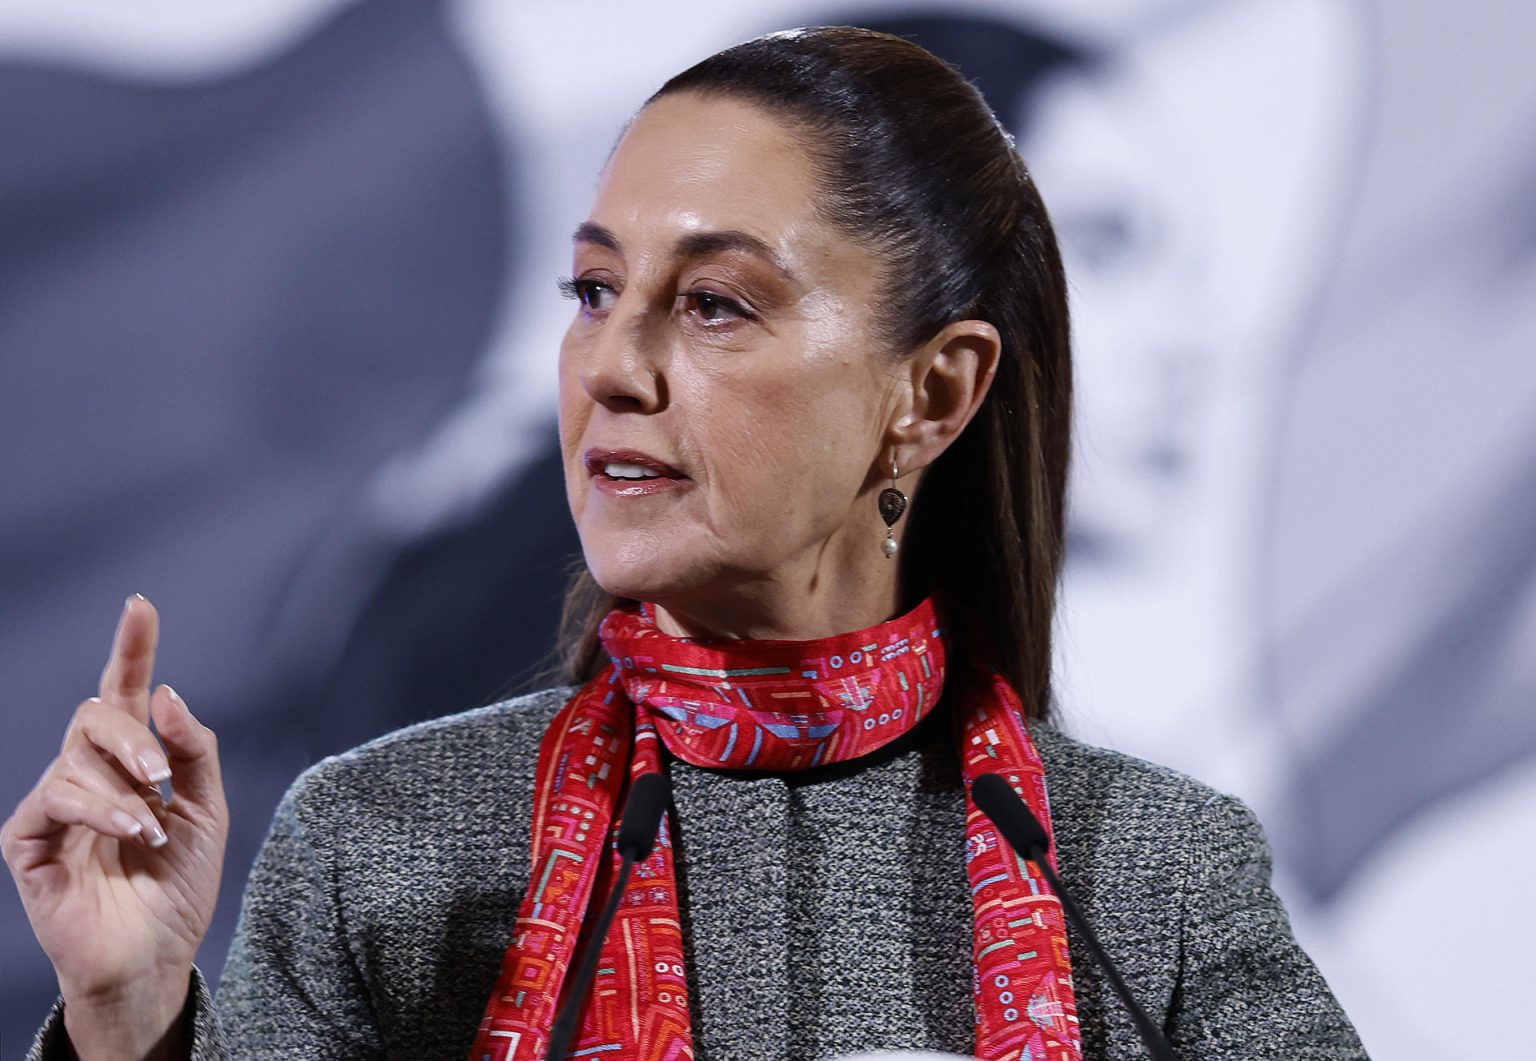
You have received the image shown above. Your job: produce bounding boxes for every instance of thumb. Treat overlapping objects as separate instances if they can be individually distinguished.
[149,684,224,809]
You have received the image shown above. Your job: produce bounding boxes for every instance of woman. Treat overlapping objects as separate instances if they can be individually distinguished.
[5,27,1364,1061]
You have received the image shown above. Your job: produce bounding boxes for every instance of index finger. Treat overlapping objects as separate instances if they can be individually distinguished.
[99,594,160,721]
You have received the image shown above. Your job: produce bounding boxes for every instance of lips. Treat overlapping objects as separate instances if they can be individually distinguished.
[584,448,686,480]
[584,448,690,497]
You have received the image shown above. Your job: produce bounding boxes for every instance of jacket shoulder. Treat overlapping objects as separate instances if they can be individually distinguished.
[1030,721,1249,835]
[282,685,573,818]
[1026,721,1271,934]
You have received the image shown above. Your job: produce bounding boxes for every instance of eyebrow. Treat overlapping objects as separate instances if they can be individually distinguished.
[572,221,796,282]
[573,221,622,251]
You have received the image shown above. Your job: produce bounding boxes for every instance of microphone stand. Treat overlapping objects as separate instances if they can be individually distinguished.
[973,773,1176,1061]
[544,772,671,1061]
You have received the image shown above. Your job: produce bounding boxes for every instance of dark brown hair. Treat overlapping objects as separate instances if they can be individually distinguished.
[557,26,1072,720]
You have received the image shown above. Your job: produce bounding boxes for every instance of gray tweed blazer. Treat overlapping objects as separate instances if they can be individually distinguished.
[31,687,1366,1059]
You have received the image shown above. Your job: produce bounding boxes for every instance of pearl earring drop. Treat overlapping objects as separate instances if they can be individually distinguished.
[878,461,908,558]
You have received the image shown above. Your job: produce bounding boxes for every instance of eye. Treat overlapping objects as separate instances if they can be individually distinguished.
[680,289,754,324]
[558,276,618,313]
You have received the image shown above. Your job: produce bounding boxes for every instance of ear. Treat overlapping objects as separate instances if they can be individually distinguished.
[887,319,1001,474]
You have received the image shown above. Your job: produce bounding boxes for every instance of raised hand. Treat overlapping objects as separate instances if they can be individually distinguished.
[2,596,228,1059]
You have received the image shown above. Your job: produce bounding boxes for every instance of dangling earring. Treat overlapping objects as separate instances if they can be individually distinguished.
[878,460,908,559]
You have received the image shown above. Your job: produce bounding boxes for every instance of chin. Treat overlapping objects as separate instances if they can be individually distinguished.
[582,538,717,606]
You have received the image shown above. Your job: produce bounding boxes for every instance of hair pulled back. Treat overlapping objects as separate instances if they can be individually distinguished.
[558,26,1072,720]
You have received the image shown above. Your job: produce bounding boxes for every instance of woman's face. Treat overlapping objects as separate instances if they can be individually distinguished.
[558,92,901,634]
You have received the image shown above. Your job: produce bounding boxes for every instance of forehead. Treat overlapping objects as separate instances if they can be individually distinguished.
[588,92,827,255]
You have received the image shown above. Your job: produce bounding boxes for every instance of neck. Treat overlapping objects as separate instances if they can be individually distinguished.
[650,567,905,642]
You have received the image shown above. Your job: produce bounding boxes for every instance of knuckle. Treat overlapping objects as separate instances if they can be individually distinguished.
[36,783,69,817]
[126,733,157,761]
[79,705,140,750]
[61,700,98,748]
[57,745,93,778]
[71,703,109,744]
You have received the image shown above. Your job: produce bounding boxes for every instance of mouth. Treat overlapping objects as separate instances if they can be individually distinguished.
[584,448,690,496]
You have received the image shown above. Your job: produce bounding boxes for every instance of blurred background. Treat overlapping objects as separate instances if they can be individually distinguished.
[2,0,1532,1055]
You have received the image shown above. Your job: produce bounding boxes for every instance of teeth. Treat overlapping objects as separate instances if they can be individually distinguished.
[604,462,660,480]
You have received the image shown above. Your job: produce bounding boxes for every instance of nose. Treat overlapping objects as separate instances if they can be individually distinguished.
[578,301,665,414]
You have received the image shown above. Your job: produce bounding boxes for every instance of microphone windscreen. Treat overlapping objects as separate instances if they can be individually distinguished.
[973,772,1050,856]
[616,772,671,861]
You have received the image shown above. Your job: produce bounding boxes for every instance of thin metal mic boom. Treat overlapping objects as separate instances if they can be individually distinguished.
[544,772,671,1060]
[972,772,1176,1061]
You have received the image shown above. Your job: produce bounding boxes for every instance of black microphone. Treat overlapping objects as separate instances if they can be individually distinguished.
[544,772,672,1061]
[614,772,670,861]
[972,772,1176,1061]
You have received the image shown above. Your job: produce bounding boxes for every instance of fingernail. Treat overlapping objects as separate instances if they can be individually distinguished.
[146,822,168,848]
[139,753,172,784]
[166,685,187,713]
[110,810,144,837]
[124,593,145,609]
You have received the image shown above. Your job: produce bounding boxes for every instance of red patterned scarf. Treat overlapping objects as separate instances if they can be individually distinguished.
[471,598,1081,1060]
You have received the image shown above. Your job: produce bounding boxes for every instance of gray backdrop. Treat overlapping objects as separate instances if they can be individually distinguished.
[2,1,1532,1055]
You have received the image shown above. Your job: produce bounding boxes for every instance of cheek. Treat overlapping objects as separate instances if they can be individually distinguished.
[557,336,591,517]
[684,355,883,530]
